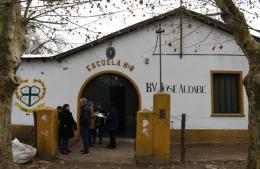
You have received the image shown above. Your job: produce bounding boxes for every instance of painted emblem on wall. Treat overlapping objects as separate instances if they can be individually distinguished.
[15,79,46,113]
[106,46,116,59]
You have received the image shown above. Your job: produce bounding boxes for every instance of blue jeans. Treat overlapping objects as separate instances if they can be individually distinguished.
[81,128,89,153]
[61,138,69,152]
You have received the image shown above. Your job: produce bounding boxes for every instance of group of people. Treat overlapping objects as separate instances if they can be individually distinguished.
[57,98,119,156]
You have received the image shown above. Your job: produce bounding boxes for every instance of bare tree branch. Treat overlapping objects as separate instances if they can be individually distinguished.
[30,18,68,25]
[23,0,32,18]
[215,0,260,62]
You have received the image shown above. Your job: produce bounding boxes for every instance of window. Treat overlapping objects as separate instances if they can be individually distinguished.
[211,71,244,116]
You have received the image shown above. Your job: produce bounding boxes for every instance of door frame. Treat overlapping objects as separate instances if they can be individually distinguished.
[76,70,142,137]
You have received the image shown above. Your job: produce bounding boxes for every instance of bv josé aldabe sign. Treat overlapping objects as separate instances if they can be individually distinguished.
[86,58,135,72]
[146,82,207,94]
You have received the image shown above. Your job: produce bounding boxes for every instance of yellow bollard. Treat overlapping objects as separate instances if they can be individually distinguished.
[135,109,154,163]
[36,107,59,158]
[153,92,171,162]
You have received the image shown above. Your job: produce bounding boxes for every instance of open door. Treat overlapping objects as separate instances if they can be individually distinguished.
[81,73,139,138]
[110,86,125,136]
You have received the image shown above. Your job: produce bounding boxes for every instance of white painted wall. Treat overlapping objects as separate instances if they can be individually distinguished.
[12,16,249,130]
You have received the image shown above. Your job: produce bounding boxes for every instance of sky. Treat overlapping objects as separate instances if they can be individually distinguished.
[23,0,260,56]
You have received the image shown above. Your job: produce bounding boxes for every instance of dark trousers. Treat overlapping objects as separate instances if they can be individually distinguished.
[93,126,103,144]
[81,128,89,153]
[58,136,62,151]
[109,129,116,148]
[88,129,95,145]
[60,138,69,152]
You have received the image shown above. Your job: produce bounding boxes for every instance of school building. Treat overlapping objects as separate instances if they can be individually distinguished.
[12,7,257,143]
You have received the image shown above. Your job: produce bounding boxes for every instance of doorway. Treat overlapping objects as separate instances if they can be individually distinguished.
[80,72,140,138]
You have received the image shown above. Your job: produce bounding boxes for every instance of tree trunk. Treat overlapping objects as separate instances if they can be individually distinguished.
[244,62,260,169]
[214,1,260,168]
[0,97,17,169]
[0,1,25,169]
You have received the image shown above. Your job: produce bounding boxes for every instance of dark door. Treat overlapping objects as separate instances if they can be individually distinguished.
[110,86,125,136]
[82,73,139,138]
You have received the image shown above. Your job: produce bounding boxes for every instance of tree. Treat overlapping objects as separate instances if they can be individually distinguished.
[0,1,25,168]
[25,29,71,54]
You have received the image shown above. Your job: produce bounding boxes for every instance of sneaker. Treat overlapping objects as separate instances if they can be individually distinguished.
[82,151,90,156]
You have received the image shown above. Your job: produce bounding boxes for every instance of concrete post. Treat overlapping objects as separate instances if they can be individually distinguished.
[36,107,59,158]
[135,109,154,163]
[153,92,171,162]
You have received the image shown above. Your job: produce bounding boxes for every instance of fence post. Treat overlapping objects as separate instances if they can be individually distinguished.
[153,92,171,163]
[36,107,59,158]
[135,109,154,163]
[181,113,186,163]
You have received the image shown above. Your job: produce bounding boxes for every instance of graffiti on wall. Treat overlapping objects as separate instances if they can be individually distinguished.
[15,79,46,113]
[142,119,149,137]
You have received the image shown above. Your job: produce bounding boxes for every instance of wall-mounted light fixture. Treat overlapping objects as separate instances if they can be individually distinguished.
[144,57,149,65]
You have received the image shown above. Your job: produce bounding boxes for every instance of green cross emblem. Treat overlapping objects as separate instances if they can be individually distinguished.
[20,85,41,107]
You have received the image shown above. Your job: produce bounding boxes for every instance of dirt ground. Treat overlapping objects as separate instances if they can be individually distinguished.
[18,140,248,169]
[56,139,247,163]
[19,160,247,169]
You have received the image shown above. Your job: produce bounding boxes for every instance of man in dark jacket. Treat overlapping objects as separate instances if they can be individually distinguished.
[80,98,91,155]
[106,103,119,149]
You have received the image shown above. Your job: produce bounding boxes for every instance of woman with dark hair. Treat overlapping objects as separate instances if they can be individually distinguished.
[59,104,77,154]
